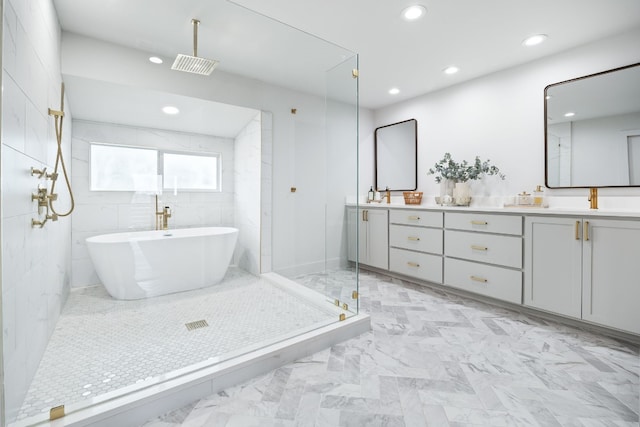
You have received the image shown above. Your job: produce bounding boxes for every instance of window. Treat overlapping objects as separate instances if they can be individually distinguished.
[163,152,219,191]
[90,143,220,192]
[90,144,158,191]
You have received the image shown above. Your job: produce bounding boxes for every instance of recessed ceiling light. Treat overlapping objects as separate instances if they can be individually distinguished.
[522,34,548,47]
[389,88,400,95]
[149,56,163,64]
[564,112,575,117]
[443,66,459,75]
[162,106,180,115]
[402,5,427,21]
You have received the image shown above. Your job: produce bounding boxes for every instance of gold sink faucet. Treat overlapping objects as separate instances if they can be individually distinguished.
[588,188,598,209]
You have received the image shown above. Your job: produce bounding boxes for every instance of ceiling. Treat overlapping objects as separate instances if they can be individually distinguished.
[53,0,640,133]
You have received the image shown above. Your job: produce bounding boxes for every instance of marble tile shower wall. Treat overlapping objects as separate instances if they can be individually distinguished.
[234,112,262,275]
[1,0,72,420]
[70,120,236,287]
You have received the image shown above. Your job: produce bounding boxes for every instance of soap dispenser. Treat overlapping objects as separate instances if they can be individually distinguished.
[533,185,545,206]
[367,186,374,202]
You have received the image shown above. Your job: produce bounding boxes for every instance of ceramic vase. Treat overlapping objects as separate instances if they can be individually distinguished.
[453,181,471,206]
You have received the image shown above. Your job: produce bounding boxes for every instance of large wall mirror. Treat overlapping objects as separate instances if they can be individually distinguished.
[545,62,640,188]
[375,118,417,191]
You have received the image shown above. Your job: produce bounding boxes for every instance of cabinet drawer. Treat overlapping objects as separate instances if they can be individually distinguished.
[389,224,442,254]
[445,258,522,304]
[389,209,443,228]
[445,230,522,268]
[390,248,442,283]
[445,212,522,235]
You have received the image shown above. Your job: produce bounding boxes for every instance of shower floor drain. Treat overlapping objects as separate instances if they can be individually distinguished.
[185,320,209,331]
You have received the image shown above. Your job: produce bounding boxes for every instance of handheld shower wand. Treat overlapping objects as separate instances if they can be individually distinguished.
[48,82,75,217]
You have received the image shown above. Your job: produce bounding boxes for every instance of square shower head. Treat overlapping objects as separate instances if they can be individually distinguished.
[171,54,219,76]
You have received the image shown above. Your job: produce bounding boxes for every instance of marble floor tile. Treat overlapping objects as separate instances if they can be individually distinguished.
[137,268,638,426]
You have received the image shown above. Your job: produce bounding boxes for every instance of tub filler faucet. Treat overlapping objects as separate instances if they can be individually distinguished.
[155,195,172,230]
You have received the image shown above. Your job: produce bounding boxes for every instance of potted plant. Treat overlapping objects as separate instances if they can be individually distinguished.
[428,153,505,205]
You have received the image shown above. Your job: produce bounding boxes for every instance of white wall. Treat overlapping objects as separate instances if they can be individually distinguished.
[70,120,237,287]
[1,0,72,420]
[371,28,640,206]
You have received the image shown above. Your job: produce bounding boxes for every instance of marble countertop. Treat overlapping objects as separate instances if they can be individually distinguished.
[346,201,640,219]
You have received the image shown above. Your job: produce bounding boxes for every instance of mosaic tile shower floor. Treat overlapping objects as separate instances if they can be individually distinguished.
[14,268,340,422]
[143,269,639,427]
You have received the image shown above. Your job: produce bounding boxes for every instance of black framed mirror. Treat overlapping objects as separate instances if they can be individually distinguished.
[374,118,417,191]
[545,62,640,188]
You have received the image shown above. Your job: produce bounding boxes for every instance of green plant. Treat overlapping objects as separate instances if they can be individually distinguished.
[428,152,505,183]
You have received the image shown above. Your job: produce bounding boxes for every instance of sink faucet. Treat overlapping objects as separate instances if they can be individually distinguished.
[588,187,598,209]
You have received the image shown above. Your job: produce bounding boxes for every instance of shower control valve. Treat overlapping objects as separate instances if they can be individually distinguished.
[32,186,48,205]
[30,166,47,179]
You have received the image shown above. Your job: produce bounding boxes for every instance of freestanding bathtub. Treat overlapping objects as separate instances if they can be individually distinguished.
[86,227,239,300]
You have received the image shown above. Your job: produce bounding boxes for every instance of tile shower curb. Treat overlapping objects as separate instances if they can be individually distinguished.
[25,313,370,427]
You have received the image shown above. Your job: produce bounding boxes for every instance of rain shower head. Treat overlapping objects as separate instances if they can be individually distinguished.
[171,19,219,76]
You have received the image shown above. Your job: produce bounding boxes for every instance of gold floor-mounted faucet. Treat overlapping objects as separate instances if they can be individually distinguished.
[155,195,172,230]
[588,187,598,209]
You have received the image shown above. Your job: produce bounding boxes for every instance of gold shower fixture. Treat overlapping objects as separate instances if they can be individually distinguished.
[31,82,75,228]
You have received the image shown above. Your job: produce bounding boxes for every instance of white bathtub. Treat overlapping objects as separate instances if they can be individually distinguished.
[86,227,239,300]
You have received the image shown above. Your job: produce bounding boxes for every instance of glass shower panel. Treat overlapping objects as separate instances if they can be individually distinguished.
[325,55,360,317]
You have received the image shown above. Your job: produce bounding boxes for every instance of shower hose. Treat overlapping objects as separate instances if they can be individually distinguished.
[49,82,75,217]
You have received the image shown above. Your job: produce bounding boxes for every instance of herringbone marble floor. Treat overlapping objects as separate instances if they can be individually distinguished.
[142,269,640,427]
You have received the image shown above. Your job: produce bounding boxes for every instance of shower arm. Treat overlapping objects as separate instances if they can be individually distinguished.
[192,18,199,57]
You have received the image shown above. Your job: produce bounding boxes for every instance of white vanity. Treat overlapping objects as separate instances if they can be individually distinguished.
[347,203,640,338]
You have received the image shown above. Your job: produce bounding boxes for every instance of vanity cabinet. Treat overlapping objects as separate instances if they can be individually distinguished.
[525,216,640,335]
[388,210,443,283]
[444,212,523,304]
[347,207,388,270]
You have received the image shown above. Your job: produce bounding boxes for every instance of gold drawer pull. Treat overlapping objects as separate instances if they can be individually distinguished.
[407,262,420,268]
[575,220,580,240]
[408,215,420,220]
[470,276,488,283]
[407,236,420,241]
[471,245,488,251]
[471,220,488,225]
[584,221,590,241]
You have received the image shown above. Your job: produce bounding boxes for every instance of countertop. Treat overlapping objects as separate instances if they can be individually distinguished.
[346,201,640,219]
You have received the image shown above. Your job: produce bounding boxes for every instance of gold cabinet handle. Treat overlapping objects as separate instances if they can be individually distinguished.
[471,220,488,225]
[407,262,420,268]
[407,236,420,241]
[584,221,589,241]
[470,276,488,283]
[575,220,580,240]
[471,245,488,251]
[362,210,366,222]
[408,215,420,220]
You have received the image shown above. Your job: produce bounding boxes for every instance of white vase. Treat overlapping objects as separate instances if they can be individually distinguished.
[453,182,471,206]
[439,179,455,205]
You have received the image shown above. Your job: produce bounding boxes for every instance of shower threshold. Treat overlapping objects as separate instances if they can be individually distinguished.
[10,269,370,427]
